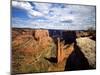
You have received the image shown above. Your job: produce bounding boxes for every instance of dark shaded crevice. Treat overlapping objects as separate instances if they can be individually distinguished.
[62,31,76,44]
[44,57,57,63]
[64,44,90,71]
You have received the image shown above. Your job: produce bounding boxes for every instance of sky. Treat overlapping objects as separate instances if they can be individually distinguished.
[12,1,96,30]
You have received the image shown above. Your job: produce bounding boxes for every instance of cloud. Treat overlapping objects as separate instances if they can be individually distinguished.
[12,1,96,30]
[33,2,51,14]
[12,1,43,17]
[12,1,80,23]
[66,5,96,25]
[30,2,75,23]
[60,20,73,23]
[12,1,32,11]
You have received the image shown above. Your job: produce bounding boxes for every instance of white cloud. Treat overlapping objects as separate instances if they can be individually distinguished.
[12,1,43,17]
[12,1,96,30]
[44,8,75,23]
[28,9,43,17]
[31,2,76,23]
[12,1,32,11]
[12,1,79,23]
[33,2,51,14]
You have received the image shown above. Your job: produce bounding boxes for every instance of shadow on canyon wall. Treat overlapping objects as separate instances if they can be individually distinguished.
[64,44,90,71]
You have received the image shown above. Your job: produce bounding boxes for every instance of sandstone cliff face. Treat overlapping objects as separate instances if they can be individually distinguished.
[76,37,96,68]
[34,29,52,49]
[12,29,55,73]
